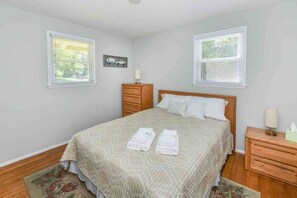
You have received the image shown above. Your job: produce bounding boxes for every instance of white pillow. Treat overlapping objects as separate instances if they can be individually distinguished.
[157,94,191,109]
[185,98,206,120]
[191,96,227,121]
[167,100,187,116]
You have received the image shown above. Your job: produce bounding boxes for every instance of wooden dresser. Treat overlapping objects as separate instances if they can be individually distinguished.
[245,127,297,186]
[122,83,153,117]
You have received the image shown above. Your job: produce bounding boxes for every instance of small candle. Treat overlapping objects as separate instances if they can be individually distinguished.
[135,69,141,80]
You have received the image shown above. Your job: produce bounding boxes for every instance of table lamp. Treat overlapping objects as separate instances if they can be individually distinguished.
[264,107,278,136]
[135,69,141,84]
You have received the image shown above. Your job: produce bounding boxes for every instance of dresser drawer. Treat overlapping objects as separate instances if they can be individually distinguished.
[123,110,137,117]
[123,94,141,104]
[123,103,141,112]
[251,140,297,165]
[250,155,297,184]
[123,86,141,95]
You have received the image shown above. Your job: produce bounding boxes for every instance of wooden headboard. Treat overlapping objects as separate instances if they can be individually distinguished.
[158,90,236,151]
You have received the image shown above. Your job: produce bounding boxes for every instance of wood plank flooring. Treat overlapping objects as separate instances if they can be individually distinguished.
[221,153,297,198]
[0,145,67,198]
[0,145,296,198]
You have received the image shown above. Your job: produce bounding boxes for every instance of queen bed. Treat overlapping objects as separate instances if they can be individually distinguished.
[60,90,236,198]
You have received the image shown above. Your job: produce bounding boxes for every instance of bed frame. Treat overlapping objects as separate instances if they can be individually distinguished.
[158,90,236,151]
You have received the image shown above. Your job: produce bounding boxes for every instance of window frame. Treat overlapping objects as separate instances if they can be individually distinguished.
[47,31,96,88]
[193,26,247,88]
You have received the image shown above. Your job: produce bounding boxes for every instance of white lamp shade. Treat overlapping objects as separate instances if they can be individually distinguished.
[135,69,141,80]
[265,107,278,128]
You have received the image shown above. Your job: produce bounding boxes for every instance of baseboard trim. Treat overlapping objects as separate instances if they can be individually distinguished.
[0,140,69,168]
[235,149,245,154]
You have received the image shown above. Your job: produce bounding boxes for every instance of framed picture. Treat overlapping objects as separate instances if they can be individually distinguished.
[103,55,128,68]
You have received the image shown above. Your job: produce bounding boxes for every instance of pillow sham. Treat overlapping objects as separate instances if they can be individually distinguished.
[157,94,191,109]
[191,96,227,121]
[167,100,187,116]
[185,98,206,120]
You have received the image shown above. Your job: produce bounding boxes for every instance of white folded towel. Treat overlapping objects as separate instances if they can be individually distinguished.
[156,129,179,156]
[158,129,178,147]
[131,128,154,144]
[158,133,177,147]
[127,128,155,151]
[163,129,177,136]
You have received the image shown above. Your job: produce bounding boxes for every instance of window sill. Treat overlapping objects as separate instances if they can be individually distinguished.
[192,82,247,89]
[47,82,96,88]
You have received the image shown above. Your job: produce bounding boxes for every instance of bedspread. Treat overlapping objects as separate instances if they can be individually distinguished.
[61,108,232,198]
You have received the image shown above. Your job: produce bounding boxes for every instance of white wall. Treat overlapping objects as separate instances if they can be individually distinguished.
[132,0,297,151]
[0,5,133,164]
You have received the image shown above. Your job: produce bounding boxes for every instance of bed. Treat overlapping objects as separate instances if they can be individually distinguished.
[60,90,236,198]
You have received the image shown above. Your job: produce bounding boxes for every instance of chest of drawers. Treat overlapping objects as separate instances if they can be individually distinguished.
[122,83,153,117]
[245,127,297,186]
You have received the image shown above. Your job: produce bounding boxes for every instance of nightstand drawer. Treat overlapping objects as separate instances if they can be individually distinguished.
[250,155,297,184]
[123,86,141,95]
[246,127,297,186]
[123,94,141,104]
[123,103,141,112]
[251,140,297,165]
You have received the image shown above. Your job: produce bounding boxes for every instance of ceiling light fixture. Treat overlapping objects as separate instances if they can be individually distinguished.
[129,0,142,4]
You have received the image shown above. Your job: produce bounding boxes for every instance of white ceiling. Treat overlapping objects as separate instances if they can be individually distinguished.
[0,0,280,38]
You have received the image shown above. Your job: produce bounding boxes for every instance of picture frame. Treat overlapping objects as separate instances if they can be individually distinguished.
[103,55,128,68]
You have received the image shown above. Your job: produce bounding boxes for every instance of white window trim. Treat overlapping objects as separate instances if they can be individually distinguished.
[47,31,96,88]
[193,26,247,88]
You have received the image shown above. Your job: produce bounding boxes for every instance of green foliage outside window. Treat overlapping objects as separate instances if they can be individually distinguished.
[202,36,238,59]
[54,48,90,82]
[52,37,91,82]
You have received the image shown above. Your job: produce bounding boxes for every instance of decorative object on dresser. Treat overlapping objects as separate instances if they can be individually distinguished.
[245,127,297,186]
[122,83,153,117]
[135,69,141,84]
[286,122,297,143]
[264,107,279,136]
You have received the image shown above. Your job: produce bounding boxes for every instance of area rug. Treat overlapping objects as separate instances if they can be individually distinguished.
[24,164,260,198]
[24,164,95,198]
[210,177,260,198]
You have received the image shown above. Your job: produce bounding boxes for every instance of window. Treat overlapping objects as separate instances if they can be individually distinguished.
[47,31,96,87]
[193,27,247,88]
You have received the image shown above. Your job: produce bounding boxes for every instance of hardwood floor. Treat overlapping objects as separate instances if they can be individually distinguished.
[221,153,297,198]
[0,145,67,198]
[0,146,296,198]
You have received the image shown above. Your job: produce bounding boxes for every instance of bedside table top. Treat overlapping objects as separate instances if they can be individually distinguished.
[246,127,297,149]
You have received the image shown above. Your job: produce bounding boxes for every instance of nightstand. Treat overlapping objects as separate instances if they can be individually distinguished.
[122,83,153,117]
[245,127,297,186]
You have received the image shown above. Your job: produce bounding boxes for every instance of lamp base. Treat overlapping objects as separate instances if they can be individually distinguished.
[265,130,277,136]
[135,79,141,84]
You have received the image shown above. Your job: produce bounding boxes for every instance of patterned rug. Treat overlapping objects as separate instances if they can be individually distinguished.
[24,164,95,198]
[210,177,260,198]
[24,164,260,198]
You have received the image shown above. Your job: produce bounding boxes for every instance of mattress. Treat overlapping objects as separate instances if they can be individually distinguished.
[61,108,232,198]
